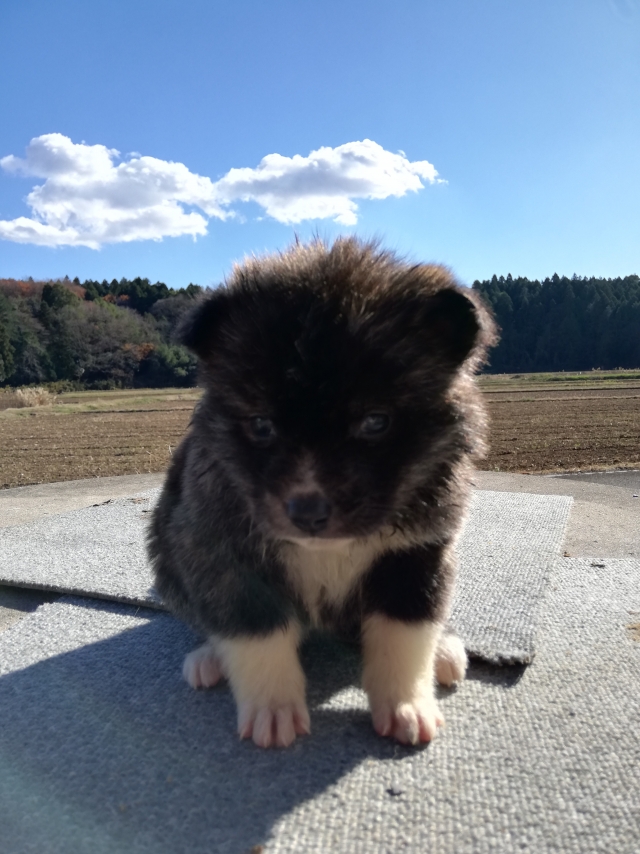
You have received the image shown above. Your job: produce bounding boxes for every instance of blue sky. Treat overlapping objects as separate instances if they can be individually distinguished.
[1,0,639,288]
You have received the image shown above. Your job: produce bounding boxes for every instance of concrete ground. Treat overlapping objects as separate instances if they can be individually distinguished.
[1,469,638,635]
[0,473,163,529]
[474,469,639,558]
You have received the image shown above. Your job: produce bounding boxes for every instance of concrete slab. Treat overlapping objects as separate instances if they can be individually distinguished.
[2,470,636,558]
[552,469,640,490]
[474,470,639,559]
[0,475,163,634]
[0,473,164,529]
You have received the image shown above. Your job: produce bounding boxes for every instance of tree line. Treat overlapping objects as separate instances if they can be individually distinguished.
[0,276,202,388]
[473,273,640,373]
[1,271,639,388]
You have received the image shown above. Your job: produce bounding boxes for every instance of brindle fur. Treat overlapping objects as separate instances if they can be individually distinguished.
[148,237,497,647]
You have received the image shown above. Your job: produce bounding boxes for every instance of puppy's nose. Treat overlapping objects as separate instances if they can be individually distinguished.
[286,493,331,534]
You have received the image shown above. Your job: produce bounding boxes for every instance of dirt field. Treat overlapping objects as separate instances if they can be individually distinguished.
[0,390,197,489]
[0,373,638,489]
[481,389,639,474]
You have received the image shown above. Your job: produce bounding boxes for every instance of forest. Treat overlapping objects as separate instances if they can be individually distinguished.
[0,271,639,388]
[0,276,202,388]
[474,273,640,373]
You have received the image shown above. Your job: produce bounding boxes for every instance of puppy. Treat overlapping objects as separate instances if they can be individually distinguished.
[148,237,497,748]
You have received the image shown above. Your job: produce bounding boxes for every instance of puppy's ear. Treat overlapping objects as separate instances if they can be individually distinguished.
[422,288,483,367]
[178,291,229,359]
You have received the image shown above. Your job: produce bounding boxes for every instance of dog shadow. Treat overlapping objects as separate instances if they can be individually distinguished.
[0,599,521,854]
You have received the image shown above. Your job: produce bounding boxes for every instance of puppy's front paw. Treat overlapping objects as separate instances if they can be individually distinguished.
[216,623,310,748]
[370,696,444,745]
[183,642,224,689]
[362,616,446,745]
[435,632,467,687]
[237,701,311,749]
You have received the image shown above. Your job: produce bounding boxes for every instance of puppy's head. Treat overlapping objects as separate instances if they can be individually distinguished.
[181,238,496,543]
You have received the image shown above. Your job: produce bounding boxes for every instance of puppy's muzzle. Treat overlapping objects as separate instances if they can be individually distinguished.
[286,493,332,534]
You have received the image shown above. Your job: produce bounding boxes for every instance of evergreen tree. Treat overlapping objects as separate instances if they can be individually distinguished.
[473,273,640,371]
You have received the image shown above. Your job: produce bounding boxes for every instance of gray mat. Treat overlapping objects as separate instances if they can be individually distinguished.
[0,557,638,854]
[452,490,573,663]
[0,489,572,664]
[0,494,163,609]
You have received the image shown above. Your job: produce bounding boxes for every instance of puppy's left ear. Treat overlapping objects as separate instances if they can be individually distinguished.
[178,290,230,359]
[422,288,491,367]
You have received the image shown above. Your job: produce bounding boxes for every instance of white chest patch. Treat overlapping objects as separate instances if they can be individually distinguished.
[279,535,390,625]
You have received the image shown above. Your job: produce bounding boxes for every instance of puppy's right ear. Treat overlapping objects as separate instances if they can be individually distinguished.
[179,290,230,359]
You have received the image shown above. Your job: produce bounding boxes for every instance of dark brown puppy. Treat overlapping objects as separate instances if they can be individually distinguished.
[148,237,497,748]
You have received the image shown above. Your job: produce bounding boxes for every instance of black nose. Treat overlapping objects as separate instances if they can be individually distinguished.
[286,493,331,534]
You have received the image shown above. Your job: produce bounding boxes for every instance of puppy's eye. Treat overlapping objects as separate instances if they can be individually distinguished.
[248,416,276,442]
[358,413,391,438]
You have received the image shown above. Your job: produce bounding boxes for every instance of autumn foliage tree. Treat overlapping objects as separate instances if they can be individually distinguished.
[0,276,201,388]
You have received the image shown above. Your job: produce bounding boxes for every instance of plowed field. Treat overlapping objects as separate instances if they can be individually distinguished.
[0,375,638,489]
[483,390,639,473]
[0,391,196,489]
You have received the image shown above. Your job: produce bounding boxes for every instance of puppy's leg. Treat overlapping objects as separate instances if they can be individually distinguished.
[215,622,310,749]
[435,631,467,687]
[183,640,225,689]
[362,614,444,745]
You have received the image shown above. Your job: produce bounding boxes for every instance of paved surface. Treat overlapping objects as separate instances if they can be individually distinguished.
[474,470,639,558]
[552,469,640,490]
[2,469,637,552]
[0,475,163,631]
[0,473,162,529]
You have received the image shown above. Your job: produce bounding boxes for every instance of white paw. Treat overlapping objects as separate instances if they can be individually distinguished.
[435,632,467,687]
[182,642,225,689]
[237,701,311,749]
[370,696,444,745]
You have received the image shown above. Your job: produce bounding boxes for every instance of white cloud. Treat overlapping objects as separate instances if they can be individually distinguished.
[0,134,224,249]
[0,134,442,248]
[212,140,441,226]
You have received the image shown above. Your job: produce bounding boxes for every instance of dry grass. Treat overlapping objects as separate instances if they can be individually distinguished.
[0,386,58,410]
[0,377,638,489]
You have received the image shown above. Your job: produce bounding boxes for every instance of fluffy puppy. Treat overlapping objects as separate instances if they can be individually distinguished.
[148,237,497,748]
